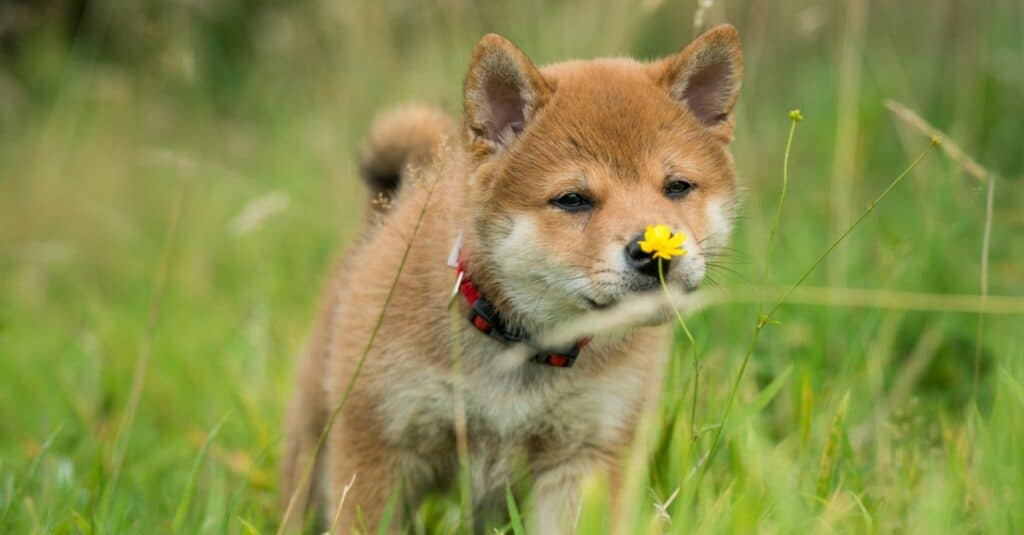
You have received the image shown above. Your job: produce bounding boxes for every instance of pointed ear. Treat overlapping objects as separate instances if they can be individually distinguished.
[654,24,744,142]
[463,34,552,154]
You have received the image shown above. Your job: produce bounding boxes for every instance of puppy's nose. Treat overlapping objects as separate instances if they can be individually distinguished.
[624,234,666,278]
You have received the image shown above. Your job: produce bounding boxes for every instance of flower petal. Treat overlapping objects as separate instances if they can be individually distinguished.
[640,225,689,260]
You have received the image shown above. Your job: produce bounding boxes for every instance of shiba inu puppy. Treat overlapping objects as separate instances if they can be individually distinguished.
[282,24,743,533]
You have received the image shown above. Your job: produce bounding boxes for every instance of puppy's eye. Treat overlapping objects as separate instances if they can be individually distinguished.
[550,192,593,212]
[664,177,696,199]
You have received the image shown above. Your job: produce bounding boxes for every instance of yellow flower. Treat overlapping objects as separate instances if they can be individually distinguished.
[638,224,687,261]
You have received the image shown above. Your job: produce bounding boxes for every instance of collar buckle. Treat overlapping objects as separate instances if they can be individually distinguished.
[531,345,580,368]
[469,298,527,344]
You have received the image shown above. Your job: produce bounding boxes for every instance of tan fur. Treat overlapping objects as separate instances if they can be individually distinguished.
[282,25,743,533]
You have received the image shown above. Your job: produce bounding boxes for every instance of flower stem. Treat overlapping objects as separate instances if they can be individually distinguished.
[658,258,701,438]
[757,113,800,320]
[697,130,938,484]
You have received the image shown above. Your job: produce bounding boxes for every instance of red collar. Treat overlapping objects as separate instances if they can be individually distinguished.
[454,257,590,368]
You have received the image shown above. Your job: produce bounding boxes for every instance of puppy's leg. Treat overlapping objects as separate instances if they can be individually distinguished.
[529,461,590,534]
[325,431,409,534]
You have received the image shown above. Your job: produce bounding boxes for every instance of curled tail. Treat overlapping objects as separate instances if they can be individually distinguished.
[359,104,457,208]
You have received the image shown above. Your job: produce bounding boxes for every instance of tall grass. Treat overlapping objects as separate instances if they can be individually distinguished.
[0,1,1021,533]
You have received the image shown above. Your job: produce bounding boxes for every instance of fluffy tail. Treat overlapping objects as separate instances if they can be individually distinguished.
[358,104,457,205]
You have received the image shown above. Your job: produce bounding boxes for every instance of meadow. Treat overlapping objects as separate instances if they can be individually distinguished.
[1,0,1023,533]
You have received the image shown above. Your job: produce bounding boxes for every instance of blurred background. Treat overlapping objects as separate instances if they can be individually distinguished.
[1,0,1022,533]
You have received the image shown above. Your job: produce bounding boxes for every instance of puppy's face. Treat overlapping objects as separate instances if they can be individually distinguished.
[463,26,743,327]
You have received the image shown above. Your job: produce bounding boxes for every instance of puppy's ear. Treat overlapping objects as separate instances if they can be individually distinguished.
[653,24,743,142]
[464,34,552,154]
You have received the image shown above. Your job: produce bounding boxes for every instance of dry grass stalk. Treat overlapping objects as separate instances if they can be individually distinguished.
[231,190,290,236]
[652,486,680,524]
[884,100,992,182]
[888,323,946,407]
[724,285,1024,316]
[478,278,1024,401]
[692,0,715,37]
[327,473,357,535]
[883,99,997,399]
[491,286,709,371]
[974,176,995,395]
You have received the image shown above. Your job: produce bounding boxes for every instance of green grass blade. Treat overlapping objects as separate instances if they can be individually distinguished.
[506,483,526,535]
[172,412,231,531]
[376,487,401,535]
[0,424,63,531]
[799,372,814,452]
[999,368,1024,408]
[747,364,793,415]
[816,391,850,501]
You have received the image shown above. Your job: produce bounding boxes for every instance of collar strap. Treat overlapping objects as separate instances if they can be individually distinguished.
[455,258,590,368]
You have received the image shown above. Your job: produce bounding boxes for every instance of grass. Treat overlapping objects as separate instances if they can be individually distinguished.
[1,0,1023,533]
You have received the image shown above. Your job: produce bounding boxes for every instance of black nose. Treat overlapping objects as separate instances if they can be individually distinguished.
[625,234,668,278]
